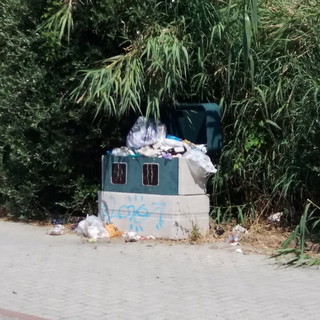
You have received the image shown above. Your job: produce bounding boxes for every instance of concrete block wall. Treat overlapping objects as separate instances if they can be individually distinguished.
[98,191,210,239]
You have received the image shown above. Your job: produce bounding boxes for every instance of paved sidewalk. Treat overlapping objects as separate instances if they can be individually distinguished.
[0,220,319,320]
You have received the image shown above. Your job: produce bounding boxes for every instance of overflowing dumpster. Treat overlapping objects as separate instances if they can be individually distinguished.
[98,103,222,239]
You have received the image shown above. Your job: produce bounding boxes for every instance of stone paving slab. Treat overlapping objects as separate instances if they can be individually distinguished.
[0,220,320,320]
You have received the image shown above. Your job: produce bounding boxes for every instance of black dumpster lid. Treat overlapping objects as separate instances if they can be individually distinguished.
[161,103,222,155]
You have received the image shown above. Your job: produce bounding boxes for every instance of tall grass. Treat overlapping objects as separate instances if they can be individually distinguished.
[274,200,320,267]
[212,0,320,222]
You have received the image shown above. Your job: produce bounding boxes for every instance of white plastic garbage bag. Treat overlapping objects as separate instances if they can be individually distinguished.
[112,147,134,156]
[183,149,217,178]
[126,116,167,149]
[268,212,283,222]
[76,215,109,239]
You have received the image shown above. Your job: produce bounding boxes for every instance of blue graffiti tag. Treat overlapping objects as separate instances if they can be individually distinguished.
[118,203,149,232]
[100,195,116,223]
[151,202,166,230]
[100,194,167,232]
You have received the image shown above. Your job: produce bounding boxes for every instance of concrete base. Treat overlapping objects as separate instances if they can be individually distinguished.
[98,191,210,239]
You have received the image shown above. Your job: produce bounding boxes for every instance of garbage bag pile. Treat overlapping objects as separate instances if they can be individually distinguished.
[74,215,154,242]
[109,116,217,178]
[76,215,110,239]
[74,215,124,240]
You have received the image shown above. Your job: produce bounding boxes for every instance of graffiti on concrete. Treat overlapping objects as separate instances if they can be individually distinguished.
[101,194,166,232]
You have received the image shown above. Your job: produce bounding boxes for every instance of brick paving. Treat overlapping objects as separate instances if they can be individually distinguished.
[0,220,320,320]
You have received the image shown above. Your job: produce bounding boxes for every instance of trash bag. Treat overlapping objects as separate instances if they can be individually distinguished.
[48,224,64,235]
[76,215,110,239]
[126,116,167,149]
[105,223,123,238]
[112,147,134,156]
[183,149,217,179]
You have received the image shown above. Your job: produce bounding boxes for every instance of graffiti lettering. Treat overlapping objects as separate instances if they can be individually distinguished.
[100,194,167,232]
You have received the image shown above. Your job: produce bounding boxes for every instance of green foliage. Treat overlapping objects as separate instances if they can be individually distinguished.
[211,0,320,221]
[73,26,190,119]
[211,204,255,226]
[189,222,202,242]
[0,0,124,219]
[274,200,320,267]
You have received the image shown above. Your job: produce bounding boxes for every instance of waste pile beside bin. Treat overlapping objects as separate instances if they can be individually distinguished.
[98,103,222,239]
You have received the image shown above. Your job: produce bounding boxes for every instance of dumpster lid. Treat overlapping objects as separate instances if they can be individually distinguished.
[161,103,222,155]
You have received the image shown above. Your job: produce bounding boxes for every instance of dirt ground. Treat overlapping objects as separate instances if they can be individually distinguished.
[190,219,291,255]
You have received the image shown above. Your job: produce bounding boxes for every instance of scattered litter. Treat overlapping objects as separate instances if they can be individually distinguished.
[137,145,162,157]
[109,136,215,166]
[268,212,283,222]
[162,138,185,149]
[174,146,185,153]
[227,234,241,243]
[235,248,243,253]
[76,215,110,239]
[232,225,248,234]
[51,218,63,225]
[105,223,123,238]
[123,232,155,242]
[162,152,173,160]
[69,216,84,230]
[107,116,217,177]
[166,134,181,141]
[214,226,225,236]
[48,224,64,235]
[112,147,134,157]
[226,225,248,245]
[123,232,139,242]
[309,242,320,254]
[70,223,78,231]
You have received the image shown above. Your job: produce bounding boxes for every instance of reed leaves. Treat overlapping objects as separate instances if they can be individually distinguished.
[72,27,190,118]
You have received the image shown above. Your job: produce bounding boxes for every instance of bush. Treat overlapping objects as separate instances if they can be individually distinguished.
[0,0,125,220]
